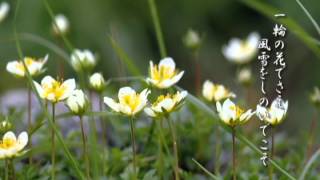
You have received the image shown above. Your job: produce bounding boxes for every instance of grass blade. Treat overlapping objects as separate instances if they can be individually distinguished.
[192,158,221,180]
[240,0,320,59]
[295,0,320,36]
[148,0,167,58]
[299,148,320,180]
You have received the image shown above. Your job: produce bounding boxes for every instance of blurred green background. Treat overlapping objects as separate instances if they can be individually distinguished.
[1,0,320,142]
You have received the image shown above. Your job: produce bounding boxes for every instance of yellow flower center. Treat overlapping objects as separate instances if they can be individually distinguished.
[239,42,253,54]
[43,80,67,100]
[0,138,16,149]
[151,65,177,82]
[230,105,244,119]
[122,94,141,111]
[15,57,35,72]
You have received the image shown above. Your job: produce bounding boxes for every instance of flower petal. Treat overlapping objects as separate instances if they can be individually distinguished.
[104,97,120,112]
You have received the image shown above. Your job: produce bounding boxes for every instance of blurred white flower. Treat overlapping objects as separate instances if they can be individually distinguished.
[202,80,235,102]
[216,99,254,126]
[66,89,88,116]
[256,98,288,126]
[89,72,106,92]
[183,29,201,51]
[33,76,76,103]
[0,2,9,23]
[147,57,184,89]
[6,55,48,77]
[70,49,96,72]
[222,32,260,64]
[310,87,320,107]
[237,67,252,86]
[52,14,69,35]
[144,91,188,117]
[0,131,28,159]
[104,87,150,116]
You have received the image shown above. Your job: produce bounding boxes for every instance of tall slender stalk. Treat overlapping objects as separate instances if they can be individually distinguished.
[156,120,164,179]
[5,159,8,180]
[51,103,56,180]
[129,117,137,179]
[305,110,317,162]
[232,127,236,180]
[269,126,275,180]
[8,159,15,180]
[166,117,180,180]
[193,51,201,95]
[79,116,91,179]
[99,94,107,174]
[27,85,33,164]
[214,127,221,175]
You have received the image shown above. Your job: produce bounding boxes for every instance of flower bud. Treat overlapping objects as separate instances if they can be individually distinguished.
[0,2,10,23]
[89,72,106,92]
[52,14,69,35]
[237,67,252,86]
[70,49,96,72]
[66,89,88,116]
[0,121,12,133]
[183,29,201,51]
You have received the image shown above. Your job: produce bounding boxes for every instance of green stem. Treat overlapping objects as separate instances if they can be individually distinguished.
[79,116,91,180]
[269,126,274,180]
[232,128,236,180]
[129,117,137,179]
[27,85,33,165]
[148,0,167,58]
[156,120,164,180]
[51,103,56,180]
[214,127,221,175]
[9,159,15,180]
[166,117,180,180]
[5,159,8,180]
[99,94,107,174]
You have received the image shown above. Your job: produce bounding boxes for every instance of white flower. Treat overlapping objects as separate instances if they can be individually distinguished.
[52,14,69,35]
[216,99,254,126]
[33,76,76,103]
[6,55,48,77]
[144,91,188,117]
[237,67,252,85]
[89,72,106,92]
[147,57,184,89]
[202,80,235,102]
[183,29,201,50]
[0,131,28,159]
[222,32,260,64]
[66,89,88,115]
[256,98,288,126]
[0,2,9,23]
[70,49,96,72]
[104,87,150,116]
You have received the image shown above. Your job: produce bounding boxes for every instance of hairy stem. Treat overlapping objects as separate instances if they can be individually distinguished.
[129,118,137,179]
[80,116,91,179]
[232,128,236,180]
[166,117,180,180]
[51,103,56,180]
[27,86,33,164]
